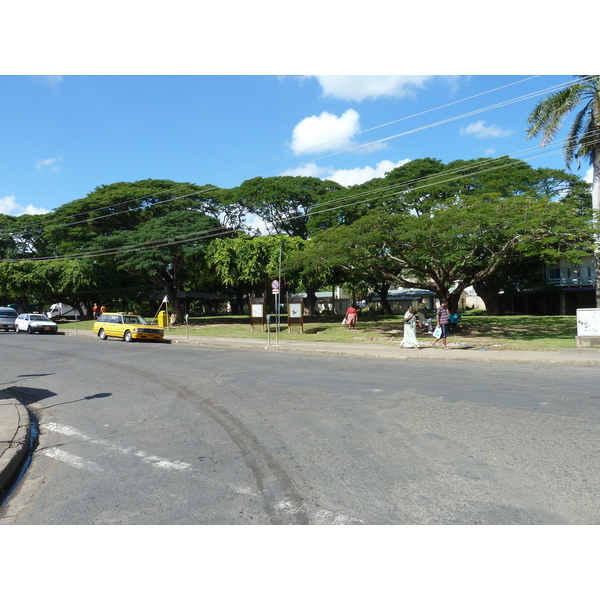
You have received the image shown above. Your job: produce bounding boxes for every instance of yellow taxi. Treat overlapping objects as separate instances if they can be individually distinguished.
[93,312,164,342]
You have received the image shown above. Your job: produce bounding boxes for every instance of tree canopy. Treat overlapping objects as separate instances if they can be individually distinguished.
[0,160,593,317]
[299,158,594,313]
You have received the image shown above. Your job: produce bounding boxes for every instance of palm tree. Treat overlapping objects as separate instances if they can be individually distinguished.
[526,75,600,306]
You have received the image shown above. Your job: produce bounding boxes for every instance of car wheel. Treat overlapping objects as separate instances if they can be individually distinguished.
[27,326,34,334]
[98,329,107,340]
[15,325,20,333]
[123,330,133,343]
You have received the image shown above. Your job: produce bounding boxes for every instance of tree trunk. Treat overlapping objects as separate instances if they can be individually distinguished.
[593,153,600,308]
[472,281,504,316]
[17,295,28,314]
[375,282,393,315]
[304,287,318,316]
[230,290,245,315]
[164,286,185,323]
[446,291,462,315]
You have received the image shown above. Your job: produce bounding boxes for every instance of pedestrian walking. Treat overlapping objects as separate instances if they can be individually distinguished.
[400,306,421,349]
[432,299,451,349]
[345,305,358,329]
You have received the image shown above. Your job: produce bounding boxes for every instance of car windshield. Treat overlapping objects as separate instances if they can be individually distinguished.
[0,311,16,317]
[123,315,148,325]
[30,315,52,322]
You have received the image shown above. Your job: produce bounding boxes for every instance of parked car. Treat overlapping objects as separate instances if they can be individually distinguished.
[15,313,59,334]
[0,306,18,331]
[93,312,164,342]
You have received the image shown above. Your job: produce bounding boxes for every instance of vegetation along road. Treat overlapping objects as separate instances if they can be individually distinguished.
[1,331,599,525]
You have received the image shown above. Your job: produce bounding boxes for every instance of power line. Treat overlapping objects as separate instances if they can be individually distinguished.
[269,135,586,225]
[2,136,585,265]
[0,77,591,254]
[1,76,585,240]
[1,225,242,263]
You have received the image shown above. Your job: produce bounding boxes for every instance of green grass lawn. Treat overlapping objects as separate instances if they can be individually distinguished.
[60,312,580,351]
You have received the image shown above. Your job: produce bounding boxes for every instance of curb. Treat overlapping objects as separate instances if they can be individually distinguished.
[64,328,600,365]
[169,336,600,365]
[0,398,31,495]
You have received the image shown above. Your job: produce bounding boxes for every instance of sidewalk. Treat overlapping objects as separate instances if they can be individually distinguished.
[0,397,31,498]
[3,331,600,501]
[166,331,600,365]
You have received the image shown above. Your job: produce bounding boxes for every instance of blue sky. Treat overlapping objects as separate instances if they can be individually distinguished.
[1,74,593,217]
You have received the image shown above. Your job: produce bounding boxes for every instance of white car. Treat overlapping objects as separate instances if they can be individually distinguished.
[15,313,59,334]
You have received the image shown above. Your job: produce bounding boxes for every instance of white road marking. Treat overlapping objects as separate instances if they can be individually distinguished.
[274,500,365,525]
[313,509,365,525]
[133,450,190,471]
[41,447,104,473]
[42,422,192,472]
[41,423,363,523]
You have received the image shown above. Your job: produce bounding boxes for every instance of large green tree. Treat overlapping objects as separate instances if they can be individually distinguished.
[231,176,343,238]
[21,179,229,317]
[300,158,593,314]
[45,179,225,255]
[306,158,446,233]
[0,259,100,313]
[206,234,308,314]
[285,223,400,314]
[95,210,224,321]
[526,75,600,305]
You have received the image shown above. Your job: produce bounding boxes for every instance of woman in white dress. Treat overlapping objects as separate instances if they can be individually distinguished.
[400,306,421,349]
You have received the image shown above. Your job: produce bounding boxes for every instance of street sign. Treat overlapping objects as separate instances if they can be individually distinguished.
[271,280,280,290]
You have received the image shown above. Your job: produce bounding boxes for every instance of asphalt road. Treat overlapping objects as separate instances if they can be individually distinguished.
[1,332,600,524]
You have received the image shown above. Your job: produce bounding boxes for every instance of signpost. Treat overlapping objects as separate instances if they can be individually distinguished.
[288,297,304,333]
[250,297,266,332]
[272,280,280,345]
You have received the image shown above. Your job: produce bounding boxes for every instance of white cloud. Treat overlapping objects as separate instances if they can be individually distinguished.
[291,109,360,156]
[327,159,411,187]
[459,120,513,139]
[281,158,411,187]
[0,195,50,216]
[280,163,329,178]
[34,156,63,171]
[244,213,269,234]
[315,75,433,102]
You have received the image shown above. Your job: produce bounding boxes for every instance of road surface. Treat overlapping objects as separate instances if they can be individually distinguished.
[1,332,599,524]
